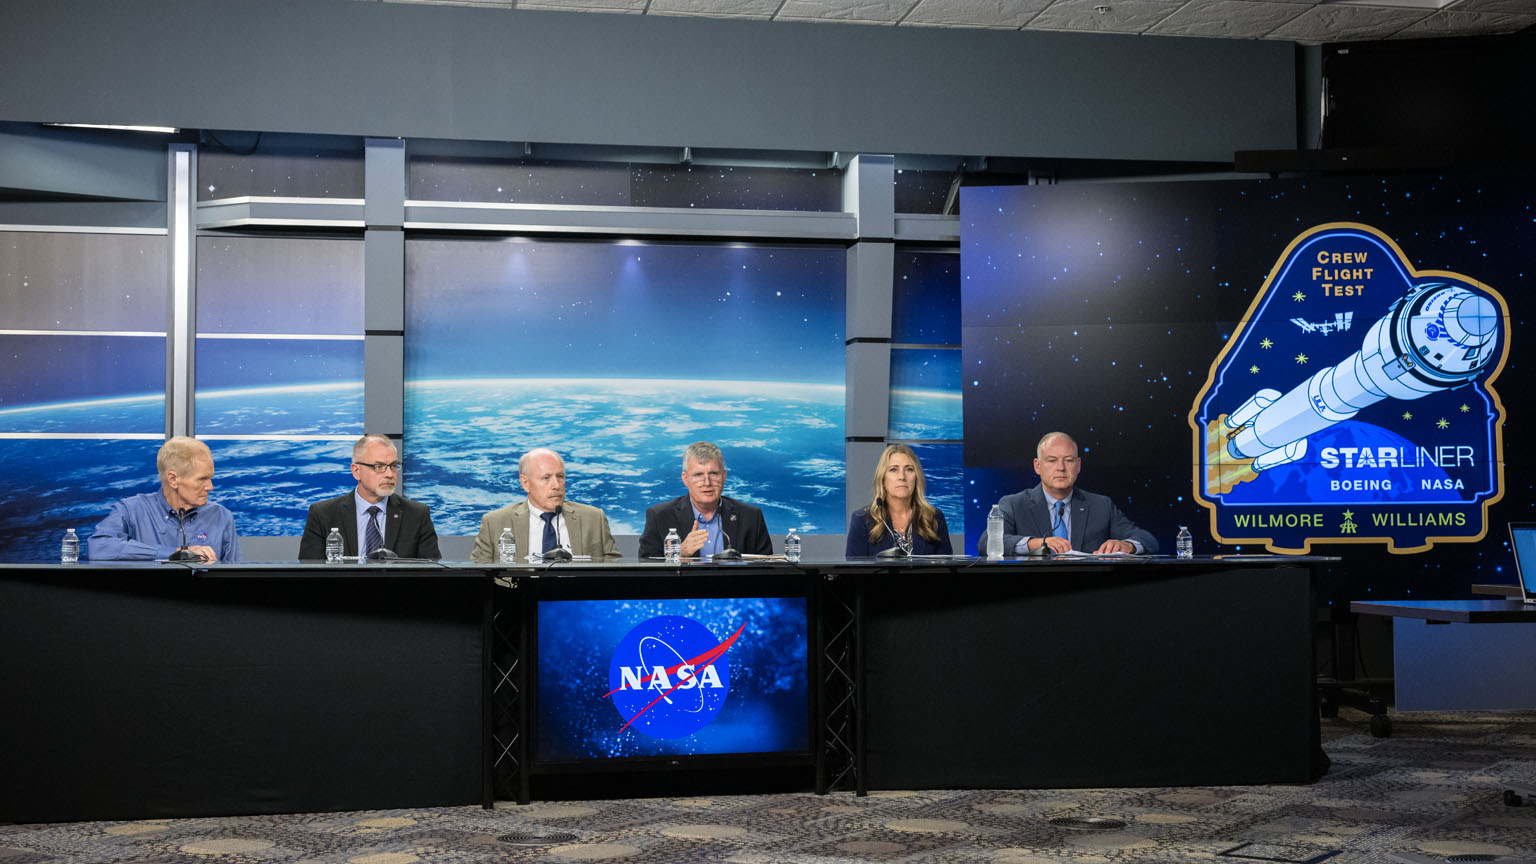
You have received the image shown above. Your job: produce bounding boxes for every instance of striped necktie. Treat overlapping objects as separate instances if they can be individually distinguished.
[364,506,382,557]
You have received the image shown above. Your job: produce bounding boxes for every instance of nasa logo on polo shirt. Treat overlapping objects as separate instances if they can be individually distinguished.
[604,615,742,739]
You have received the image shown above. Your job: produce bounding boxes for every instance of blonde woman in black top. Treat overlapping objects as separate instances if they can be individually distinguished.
[845,444,952,557]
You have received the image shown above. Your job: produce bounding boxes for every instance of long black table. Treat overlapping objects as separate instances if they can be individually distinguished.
[489,555,1327,800]
[2,555,1327,822]
[845,557,1323,791]
[0,562,491,823]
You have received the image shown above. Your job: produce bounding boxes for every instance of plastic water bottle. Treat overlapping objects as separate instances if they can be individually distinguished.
[497,527,517,564]
[1176,525,1193,559]
[664,528,681,564]
[325,527,344,563]
[60,528,79,564]
[985,504,1004,558]
[784,529,801,563]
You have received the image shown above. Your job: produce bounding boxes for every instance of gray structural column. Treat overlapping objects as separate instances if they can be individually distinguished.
[167,143,195,438]
[363,138,406,451]
[843,154,895,526]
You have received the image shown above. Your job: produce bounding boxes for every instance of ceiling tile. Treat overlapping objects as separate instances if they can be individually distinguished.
[901,0,1052,28]
[1444,0,1536,11]
[1267,4,1430,43]
[1025,0,1188,35]
[372,0,1530,43]
[1148,0,1310,38]
[776,0,920,23]
[517,0,647,10]
[383,0,517,6]
[1393,8,1536,37]
[650,0,784,16]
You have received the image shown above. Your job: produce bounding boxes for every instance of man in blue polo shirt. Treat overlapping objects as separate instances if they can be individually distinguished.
[89,436,242,562]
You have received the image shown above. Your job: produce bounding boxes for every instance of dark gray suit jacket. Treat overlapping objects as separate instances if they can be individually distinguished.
[638,495,772,558]
[992,485,1158,555]
[297,492,442,560]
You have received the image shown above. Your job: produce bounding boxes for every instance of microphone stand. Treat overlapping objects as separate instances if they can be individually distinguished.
[875,513,910,558]
[711,523,742,560]
[536,507,574,562]
[166,508,204,562]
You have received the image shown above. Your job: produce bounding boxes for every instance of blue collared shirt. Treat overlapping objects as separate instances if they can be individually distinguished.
[691,501,724,560]
[1015,492,1073,553]
[1014,490,1144,554]
[355,491,388,553]
[89,491,242,562]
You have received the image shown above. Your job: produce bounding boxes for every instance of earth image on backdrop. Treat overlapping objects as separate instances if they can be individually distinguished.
[0,374,974,561]
[403,378,846,537]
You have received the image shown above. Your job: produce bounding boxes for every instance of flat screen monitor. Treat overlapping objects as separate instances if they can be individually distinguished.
[1509,523,1536,604]
[535,595,811,766]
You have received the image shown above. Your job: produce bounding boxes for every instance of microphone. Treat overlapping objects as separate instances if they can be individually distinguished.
[876,515,910,558]
[536,505,572,561]
[712,524,741,560]
[167,508,204,562]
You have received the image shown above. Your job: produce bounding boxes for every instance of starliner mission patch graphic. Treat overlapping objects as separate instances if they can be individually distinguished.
[1192,223,1508,553]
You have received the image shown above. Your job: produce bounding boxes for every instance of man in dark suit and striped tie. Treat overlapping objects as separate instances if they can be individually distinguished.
[988,431,1158,556]
[297,434,442,560]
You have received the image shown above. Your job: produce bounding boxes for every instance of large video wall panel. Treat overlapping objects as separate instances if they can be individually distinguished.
[195,234,364,535]
[888,251,963,533]
[403,238,846,536]
[0,230,168,562]
[960,175,1532,598]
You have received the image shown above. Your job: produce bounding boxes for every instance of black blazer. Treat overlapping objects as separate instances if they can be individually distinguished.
[297,492,442,560]
[845,507,953,557]
[638,495,772,558]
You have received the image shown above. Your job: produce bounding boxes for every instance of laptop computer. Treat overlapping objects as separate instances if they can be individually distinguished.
[1509,522,1536,604]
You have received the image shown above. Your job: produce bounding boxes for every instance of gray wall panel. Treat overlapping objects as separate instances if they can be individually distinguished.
[0,126,166,201]
[0,0,1296,163]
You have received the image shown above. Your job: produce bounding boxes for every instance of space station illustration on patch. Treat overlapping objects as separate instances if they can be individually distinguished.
[1192,223,1508,553]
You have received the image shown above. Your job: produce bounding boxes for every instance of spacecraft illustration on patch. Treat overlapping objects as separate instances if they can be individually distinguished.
[1192,222,1508,553]
[1206,282,1500,495]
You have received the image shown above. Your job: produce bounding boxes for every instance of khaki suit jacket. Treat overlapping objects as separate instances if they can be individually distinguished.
[470,498,619,563]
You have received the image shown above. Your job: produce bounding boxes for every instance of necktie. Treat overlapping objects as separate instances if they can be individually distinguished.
[364,505,382,557]
[541,510,559,554]
[1052,500,1070,544]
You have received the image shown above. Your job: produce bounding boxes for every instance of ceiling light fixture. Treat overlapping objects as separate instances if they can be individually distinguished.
[46,123,181,134]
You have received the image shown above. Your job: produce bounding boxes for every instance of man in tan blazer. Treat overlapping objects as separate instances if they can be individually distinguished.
[471,447,619,562]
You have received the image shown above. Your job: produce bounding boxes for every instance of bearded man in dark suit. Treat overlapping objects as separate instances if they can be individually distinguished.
[297,434,441,560]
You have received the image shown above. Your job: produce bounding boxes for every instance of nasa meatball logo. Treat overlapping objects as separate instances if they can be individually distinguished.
[1192,223,1508,553]
[604,616,742,739]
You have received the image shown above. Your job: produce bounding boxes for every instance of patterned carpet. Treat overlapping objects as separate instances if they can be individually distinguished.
[3,710,1534,864]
